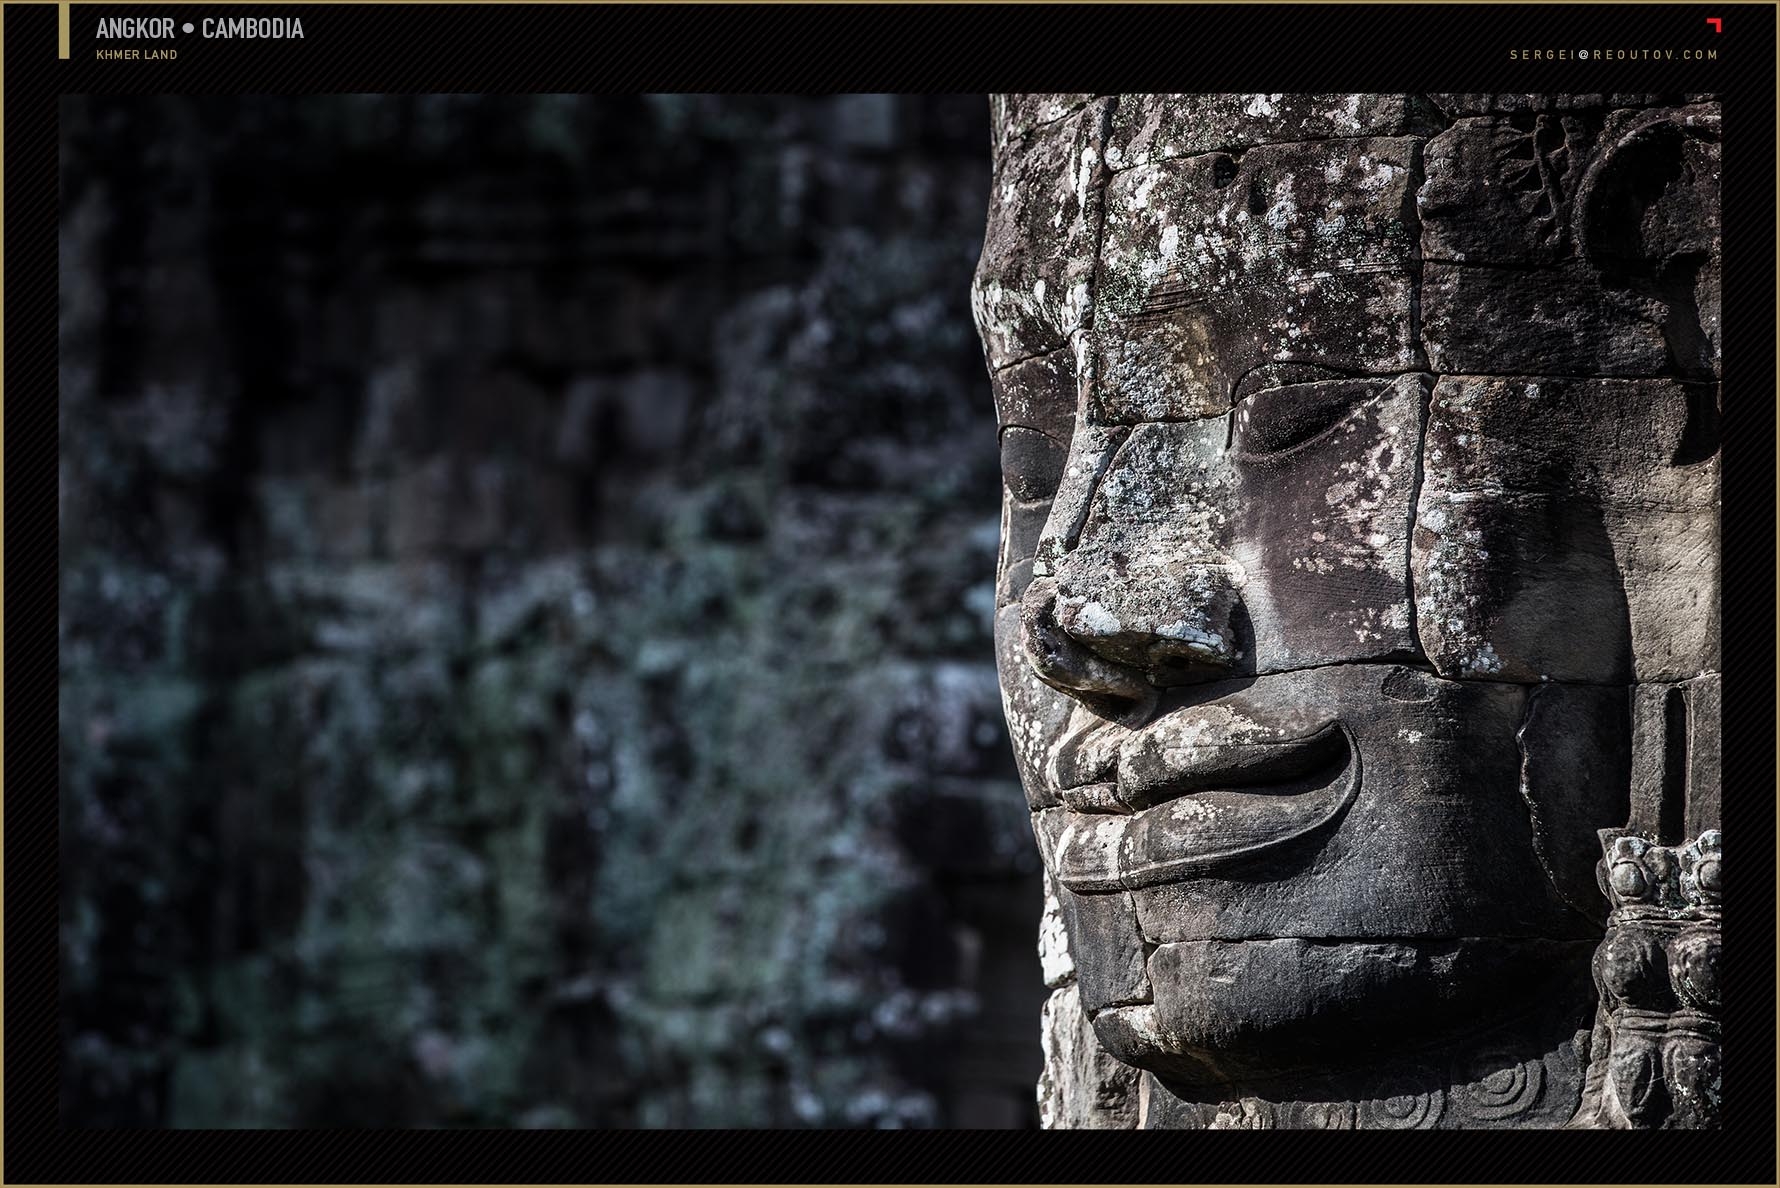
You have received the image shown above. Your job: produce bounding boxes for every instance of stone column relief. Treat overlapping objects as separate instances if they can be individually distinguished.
[972,95,1720,1129]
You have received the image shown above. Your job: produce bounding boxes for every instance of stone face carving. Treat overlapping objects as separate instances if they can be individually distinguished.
[974,95,1721,1129]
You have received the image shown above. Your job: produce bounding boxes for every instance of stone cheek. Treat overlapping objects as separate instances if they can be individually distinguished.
[1515,683,1633,921]
[994,602,1073,812]
[1230,374,1425,672]
[973,99,1111,371]
[1420,263,1671,375]
[1092,137,1423,423]
[1412,376,1720,683]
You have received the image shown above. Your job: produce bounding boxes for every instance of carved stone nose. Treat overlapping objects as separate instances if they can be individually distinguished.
[1057,553,1244,682]
[1020,551,1244,700]
[1019,575,1152,704]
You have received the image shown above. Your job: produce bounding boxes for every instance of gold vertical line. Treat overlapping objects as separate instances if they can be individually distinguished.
[58,2,71,59]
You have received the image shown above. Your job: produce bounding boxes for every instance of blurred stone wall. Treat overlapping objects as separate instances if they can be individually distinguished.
[59,94,1042,1128]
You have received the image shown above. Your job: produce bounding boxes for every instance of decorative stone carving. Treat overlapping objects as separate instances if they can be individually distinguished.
[1568,830,1721,1128]
[1419,103,1720,379]
[975,94,1721,1129]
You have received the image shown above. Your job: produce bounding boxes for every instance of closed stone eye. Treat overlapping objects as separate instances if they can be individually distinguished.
[1000,426,1069,502]
[1230,381,1375,459]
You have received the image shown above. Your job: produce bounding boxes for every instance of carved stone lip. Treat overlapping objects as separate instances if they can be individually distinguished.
[1118,719,1349,811]
[1047,720,1359,892]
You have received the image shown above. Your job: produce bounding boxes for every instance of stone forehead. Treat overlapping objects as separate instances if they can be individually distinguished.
[985,95,1721,433]
[989,94,1442,166]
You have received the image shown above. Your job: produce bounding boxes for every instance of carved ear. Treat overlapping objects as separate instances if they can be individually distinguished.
[1573,105,1721,272]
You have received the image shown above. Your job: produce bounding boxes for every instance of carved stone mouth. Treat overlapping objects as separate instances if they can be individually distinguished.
[1045,720,1359,892]
[1119,719,1349,810]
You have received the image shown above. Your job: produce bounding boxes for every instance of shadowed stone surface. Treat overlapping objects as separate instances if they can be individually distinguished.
[1419,103,1721,379]
[1420,263,1672,375]
[976,94,1721,1129]
[1412,375,1719,684]
[1517,683,1633,922]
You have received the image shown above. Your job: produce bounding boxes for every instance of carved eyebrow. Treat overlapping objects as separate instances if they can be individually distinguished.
[1227,361,1354,407]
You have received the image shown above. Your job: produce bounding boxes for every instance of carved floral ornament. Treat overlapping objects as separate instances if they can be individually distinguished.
[976,94,1720,1129]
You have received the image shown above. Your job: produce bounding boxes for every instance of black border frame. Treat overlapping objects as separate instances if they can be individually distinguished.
[9,3,1775,1181]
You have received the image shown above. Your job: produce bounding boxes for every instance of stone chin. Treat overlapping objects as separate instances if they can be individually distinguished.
[1027,662,1610,1083]
[1089,936,1596,1086]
